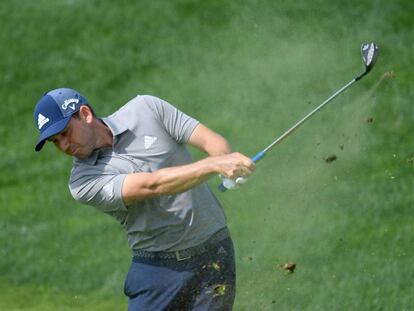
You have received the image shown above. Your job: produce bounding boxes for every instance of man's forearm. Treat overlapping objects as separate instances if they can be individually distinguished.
[122,153,254,205]
[188,124,232,156]
[123,157,217,204]
[202,135,231,156]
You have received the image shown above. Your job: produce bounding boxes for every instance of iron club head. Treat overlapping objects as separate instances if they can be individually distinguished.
[361,42,379,73]
[355,42,379,81]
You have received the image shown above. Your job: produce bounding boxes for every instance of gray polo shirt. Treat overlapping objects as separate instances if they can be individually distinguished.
[69,95,227,252]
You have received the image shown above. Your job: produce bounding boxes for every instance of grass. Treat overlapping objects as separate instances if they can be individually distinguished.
[1,0,413,309]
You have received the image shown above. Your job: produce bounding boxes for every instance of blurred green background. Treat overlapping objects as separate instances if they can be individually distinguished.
[1,0,413,310]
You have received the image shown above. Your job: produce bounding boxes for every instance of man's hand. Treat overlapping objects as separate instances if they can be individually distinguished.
[216,152,255,191]
[215,152,254,191]
[215,152,255,179]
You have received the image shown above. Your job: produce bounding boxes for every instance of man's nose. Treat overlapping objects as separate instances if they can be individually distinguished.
[57,137,70,152]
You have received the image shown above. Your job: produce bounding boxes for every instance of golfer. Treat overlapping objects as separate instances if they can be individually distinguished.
[34,88,255,310]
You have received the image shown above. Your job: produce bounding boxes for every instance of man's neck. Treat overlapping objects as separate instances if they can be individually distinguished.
[94,119,114,149]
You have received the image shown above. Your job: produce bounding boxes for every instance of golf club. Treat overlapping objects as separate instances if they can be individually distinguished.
[219,42,379,191]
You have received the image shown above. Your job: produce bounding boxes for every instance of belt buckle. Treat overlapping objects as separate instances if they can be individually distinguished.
[175,250,191,261]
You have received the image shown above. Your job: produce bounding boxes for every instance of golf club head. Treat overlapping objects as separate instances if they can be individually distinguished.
[361,42,379,73]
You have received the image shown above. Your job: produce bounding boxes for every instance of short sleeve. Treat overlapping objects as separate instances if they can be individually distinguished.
[142,95,199,143]
[69,170,127,212]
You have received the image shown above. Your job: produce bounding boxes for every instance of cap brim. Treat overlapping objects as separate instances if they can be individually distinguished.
[35,117,71,151]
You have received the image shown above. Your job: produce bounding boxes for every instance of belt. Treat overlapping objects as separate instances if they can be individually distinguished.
[132,228,229,262]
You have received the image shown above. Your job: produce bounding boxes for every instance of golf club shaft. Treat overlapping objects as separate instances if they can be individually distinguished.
[218,42,378,191]
[218,74,362,192]
[251,77,357,162]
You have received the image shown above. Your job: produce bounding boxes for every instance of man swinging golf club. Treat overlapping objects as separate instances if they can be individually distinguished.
[34,89,254,310]
[34,42,378,310]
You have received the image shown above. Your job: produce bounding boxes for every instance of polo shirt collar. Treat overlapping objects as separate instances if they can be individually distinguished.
[101,115,129,138]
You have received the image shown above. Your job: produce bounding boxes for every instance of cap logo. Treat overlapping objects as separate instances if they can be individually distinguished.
[62,98,79,110]
[37,113,50,129]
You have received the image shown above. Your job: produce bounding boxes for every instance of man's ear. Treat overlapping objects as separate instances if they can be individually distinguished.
[78,105,94,122]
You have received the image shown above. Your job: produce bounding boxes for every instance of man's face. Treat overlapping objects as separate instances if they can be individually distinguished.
[48,114,96,159]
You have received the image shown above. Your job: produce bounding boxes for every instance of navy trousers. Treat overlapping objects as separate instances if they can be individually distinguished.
[124,238,236,311]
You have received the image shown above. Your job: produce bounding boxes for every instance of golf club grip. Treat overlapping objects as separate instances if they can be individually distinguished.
[218,150,265,192]
[251,150,265,163]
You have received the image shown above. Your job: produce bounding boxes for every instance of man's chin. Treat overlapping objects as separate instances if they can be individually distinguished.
[73,149,95,160]
[74,152,89,160]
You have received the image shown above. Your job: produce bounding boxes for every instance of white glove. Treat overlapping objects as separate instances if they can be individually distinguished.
[220,175,248,190]
[235,176,248,185]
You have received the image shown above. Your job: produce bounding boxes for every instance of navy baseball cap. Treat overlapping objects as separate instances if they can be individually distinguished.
[34,88,88,151]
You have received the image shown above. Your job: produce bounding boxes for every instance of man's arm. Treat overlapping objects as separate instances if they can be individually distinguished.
[122,124,255,205]
[122,122,254,205]
[187,123,232,156]
[122,153,254,205]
